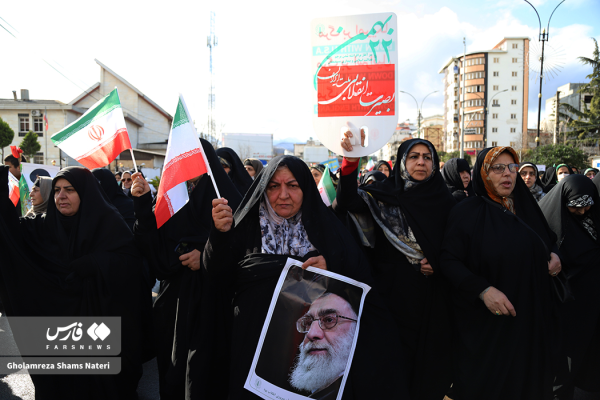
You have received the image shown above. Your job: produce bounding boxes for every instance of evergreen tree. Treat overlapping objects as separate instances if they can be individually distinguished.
[0,117,15,160]
[523,144,588,170]
[19,131,41,161]
[558,38,600,141]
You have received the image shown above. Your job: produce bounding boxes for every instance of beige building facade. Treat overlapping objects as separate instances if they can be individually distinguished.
[439,37,530,157]
[0,60,172,169]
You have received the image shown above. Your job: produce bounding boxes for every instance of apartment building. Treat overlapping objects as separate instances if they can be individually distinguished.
[439,37,530,156]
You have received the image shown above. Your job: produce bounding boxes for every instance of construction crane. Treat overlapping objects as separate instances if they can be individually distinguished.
[207,11,218,144]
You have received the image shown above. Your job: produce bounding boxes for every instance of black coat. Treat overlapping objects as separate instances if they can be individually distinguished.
[539,174,600,391]
[203,155,409,400]
[133,139,242,399]
[335,139,455,400]
[439,147,559,400]
[0,166,152,400]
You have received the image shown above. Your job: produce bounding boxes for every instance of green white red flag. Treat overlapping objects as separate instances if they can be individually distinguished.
[8,172,19,207]
[51,88,131,169]
[154,95,212,228]
[317,166,336,207]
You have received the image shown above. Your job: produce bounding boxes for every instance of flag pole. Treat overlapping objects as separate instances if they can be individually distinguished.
[113,87,138,174]
[179,95,221,199]
[44,106,48,165]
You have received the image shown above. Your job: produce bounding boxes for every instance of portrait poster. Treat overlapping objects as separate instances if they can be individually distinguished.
[244,259,371,400]
[311,12,398,157]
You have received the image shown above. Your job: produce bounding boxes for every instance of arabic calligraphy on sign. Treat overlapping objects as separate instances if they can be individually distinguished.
[317,64,395,117]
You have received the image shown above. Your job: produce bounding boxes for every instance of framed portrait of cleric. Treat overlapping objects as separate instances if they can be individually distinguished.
[244,258,370,400]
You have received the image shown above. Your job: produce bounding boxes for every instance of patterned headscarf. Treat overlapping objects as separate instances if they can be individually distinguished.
[480,146,520,213]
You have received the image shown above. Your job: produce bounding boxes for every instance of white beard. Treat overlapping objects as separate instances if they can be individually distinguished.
[289,325,356,393]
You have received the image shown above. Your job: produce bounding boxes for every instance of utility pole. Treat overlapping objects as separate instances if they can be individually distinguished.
[553,91,560,145]
[460,38,466,158]
[207,11,218,144]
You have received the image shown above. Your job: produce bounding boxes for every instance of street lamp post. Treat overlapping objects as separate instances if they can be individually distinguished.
[399,90,439,140]
[524,0,565,147]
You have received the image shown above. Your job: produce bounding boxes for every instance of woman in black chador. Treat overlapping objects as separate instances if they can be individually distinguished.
[539,174,600,399]
[132,138,242,399]
[0,166,152,399]
[216,147,253,196]
[441,157,474,202]
[92,167,135,231]
[439,146,561,400]
[335,134,455,400]
[206,155,408,399]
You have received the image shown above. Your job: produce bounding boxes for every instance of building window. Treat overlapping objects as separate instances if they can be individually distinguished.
[512,43,518,49]
[493,85,499,90]
[512,85,517,91]
[511,99,517,105]
[492,113,498,119]
[512,58,518,63]
[492,128,498,133]
[493,57,499,63]
[33,117,44,137]
[492,141,498,146]
[493,71,499,77]
[511,114,517,119]
[454,89,457,96]
[511,128,516,133]
[512,71,518,77]
[493,99,499,106]
[510,141,517,147]
[19,114,30,137]
[33,152,44,164]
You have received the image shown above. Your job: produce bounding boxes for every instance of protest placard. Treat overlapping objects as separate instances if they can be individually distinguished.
[311,13,398,157]
[244,259,370,400]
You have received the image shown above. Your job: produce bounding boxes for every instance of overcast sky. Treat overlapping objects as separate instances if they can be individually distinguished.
[1,0,598,142]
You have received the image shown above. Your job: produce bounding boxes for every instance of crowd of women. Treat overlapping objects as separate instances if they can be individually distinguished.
[0,136,599,400]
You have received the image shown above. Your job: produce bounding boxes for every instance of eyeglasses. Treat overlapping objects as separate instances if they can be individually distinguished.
[519,171,536,177]
[123,178,133,182]
[296,313,357,333]
[489,163,519,174]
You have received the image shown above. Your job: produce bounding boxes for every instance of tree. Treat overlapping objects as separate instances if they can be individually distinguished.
[438,151,472,166]
[558,38,600,140]
[19,131,41,161]
[0,117,15,160]
[523,144,588,170]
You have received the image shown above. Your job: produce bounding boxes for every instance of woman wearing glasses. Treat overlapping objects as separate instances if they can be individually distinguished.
[439,147,561,400]
[336,135,456,400]
[539,175,600,399]
[519,162,546,201]
[206,155,407,399]
[121,171,134,197]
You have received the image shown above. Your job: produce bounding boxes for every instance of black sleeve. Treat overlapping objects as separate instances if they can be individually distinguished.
[202,226,243,280]
[439,204,491,299]
[133,192,181,279]
[334,165,368,214]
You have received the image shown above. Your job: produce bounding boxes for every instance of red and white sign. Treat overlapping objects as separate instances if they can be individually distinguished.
[311,13,398,157]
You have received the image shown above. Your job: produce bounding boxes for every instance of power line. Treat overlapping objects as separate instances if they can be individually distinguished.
[0,18,174,135]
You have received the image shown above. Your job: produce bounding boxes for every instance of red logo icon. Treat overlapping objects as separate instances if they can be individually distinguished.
[88,125,104,141]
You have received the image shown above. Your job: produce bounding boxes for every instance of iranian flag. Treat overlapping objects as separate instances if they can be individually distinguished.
[154,95,210,228]
[365,158,375,171]
[318,166,336,207]
[8,172,20,207]
[51,88,131,169]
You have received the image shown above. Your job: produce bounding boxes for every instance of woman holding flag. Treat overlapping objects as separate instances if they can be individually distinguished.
[131,138,242,399]
[206,154,408,399]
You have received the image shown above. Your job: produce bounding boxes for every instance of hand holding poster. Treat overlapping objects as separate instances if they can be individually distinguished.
[244,259,370,400]
[311,13,398,158]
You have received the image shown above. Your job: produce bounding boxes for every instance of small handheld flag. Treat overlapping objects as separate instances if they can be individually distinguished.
[51,88,132,170]
[317,166,336,207]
